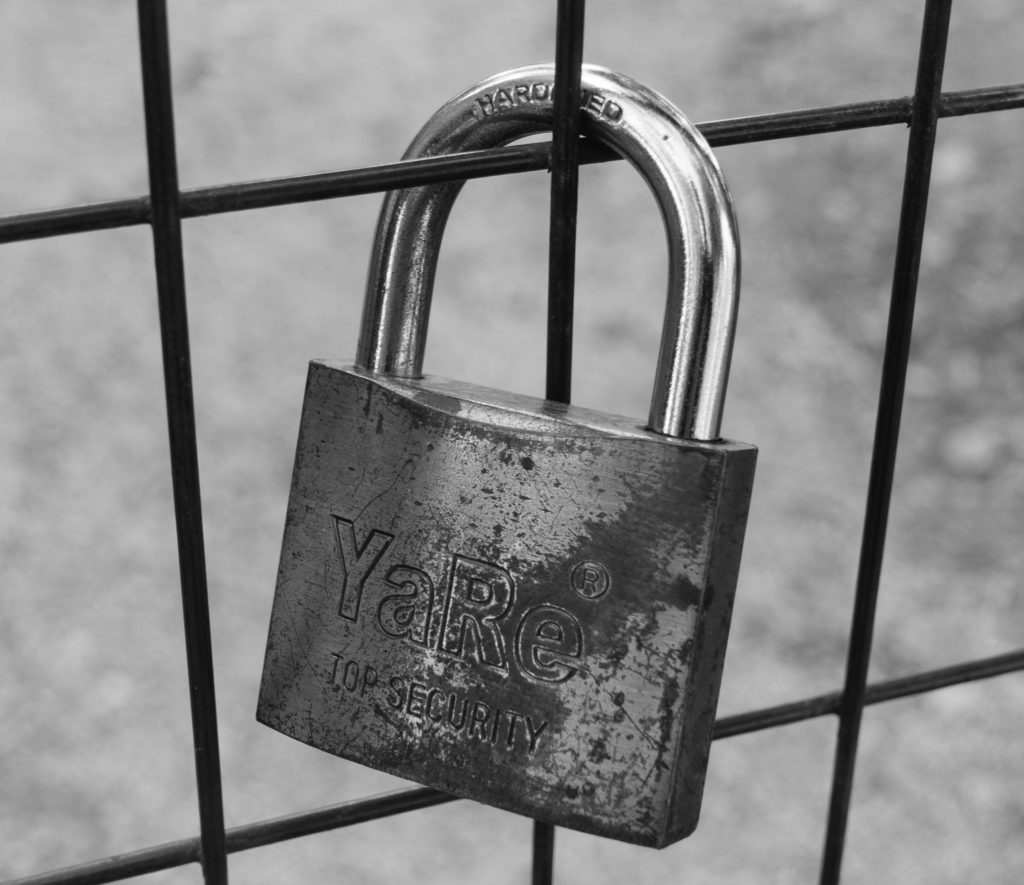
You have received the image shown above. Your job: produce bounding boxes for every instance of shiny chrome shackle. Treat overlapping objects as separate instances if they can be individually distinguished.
[356,63,740,441]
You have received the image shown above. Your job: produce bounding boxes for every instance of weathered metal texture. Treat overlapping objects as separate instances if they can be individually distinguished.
[259,62,754,847]
[258,365,756,846]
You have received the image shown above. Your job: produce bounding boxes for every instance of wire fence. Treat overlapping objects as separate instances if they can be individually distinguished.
[2,1,1023,883]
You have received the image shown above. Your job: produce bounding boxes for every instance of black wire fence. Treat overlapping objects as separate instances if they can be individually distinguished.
[2,1,1022,883]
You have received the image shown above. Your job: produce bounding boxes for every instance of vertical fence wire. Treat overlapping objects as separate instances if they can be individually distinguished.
[545,0,586,405]
[537,2,586,881]
[819,1,953,881]
[136,2,228,882]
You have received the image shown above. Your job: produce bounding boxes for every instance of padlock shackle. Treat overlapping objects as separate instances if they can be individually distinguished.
[356,64,740,441]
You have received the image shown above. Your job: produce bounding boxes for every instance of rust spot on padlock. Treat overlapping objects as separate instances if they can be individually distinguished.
[258,63,755,848]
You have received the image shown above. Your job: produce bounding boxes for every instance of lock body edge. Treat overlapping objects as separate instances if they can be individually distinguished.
[257,363,756,847]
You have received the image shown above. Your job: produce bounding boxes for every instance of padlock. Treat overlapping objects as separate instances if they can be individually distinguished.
[258,64,756,848]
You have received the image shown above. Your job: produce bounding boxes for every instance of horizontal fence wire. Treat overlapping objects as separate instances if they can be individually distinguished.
[2,83,1023,245]
[8,647,1023,885]
[7,789,458,885]
[5,1,1024,882]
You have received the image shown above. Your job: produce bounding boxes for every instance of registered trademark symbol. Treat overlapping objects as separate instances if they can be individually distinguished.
[571,561,610,599]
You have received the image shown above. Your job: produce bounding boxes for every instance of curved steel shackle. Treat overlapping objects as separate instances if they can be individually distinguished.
[356,64,740,441]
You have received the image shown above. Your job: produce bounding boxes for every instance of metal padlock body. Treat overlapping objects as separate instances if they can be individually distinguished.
[260,366,753,846]
[259,64,756,848]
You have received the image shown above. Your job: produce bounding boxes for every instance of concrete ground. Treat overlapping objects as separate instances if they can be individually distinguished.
[1,1,1022,882]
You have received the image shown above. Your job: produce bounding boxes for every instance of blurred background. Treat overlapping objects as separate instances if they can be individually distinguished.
[1,1,1022,882]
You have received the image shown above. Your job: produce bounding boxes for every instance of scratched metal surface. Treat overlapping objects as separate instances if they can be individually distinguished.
[2,1,1024,884]
[258,365,755,846]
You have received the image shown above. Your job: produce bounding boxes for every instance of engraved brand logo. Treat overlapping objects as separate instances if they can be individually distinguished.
[333,516,599,683]
[472,81,623,124]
